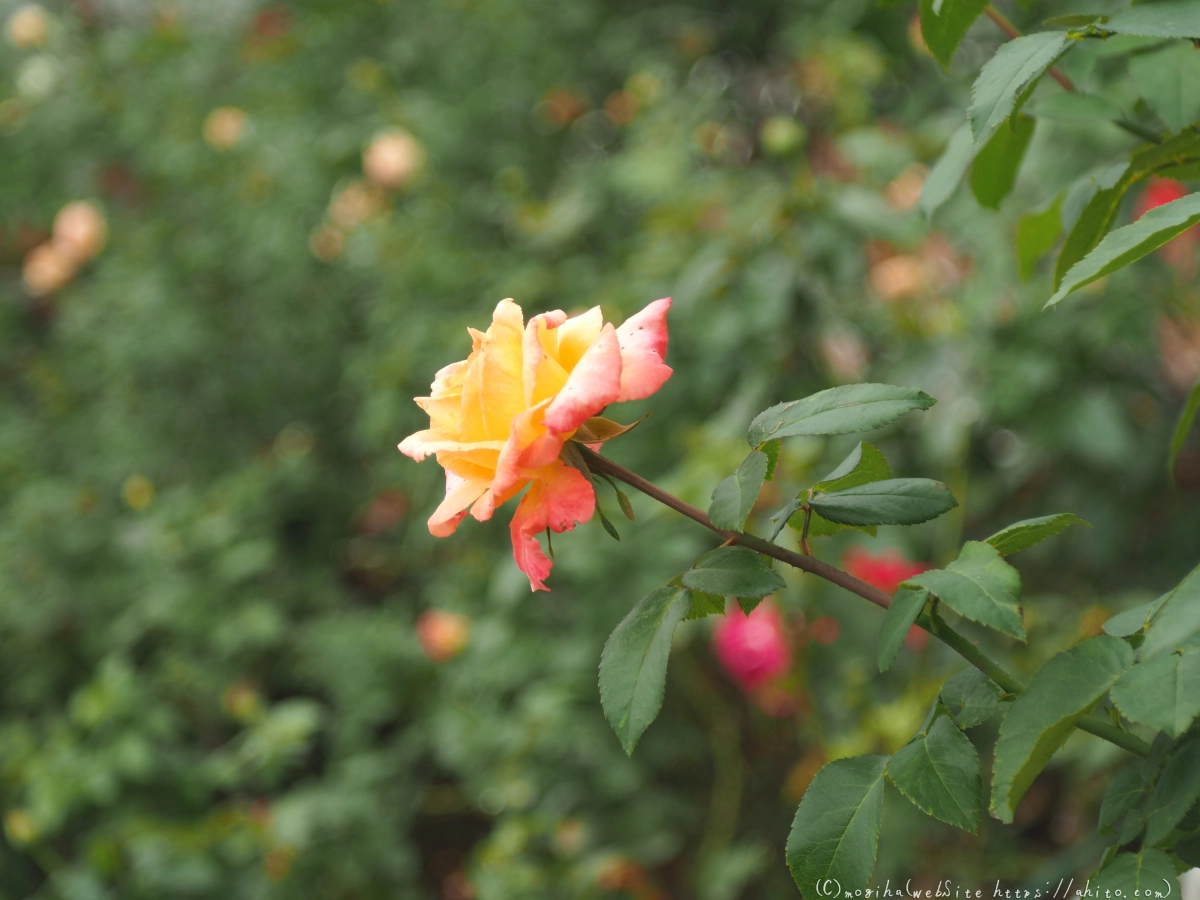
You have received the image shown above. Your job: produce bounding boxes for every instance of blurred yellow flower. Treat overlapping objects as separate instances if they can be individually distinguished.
[203,106,247,150]
[5,4,48,49]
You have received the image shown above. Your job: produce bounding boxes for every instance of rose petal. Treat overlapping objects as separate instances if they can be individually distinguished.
[542,324,622,435]
[461,299,526,441]
[615,297,673,402]
[509,462,595,591]
[554,306,605,371]
[522,310,568,407]
[429,471,491,537]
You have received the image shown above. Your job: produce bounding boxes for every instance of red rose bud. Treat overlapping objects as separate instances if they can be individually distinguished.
[713,600,792,690]
[416,610,470,662]
[842,546,931,596]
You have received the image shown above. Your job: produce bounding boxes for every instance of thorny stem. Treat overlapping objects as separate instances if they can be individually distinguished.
[579,445,1151,759]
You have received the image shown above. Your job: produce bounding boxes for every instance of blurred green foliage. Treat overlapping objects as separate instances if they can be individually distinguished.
[1,0,1199,897]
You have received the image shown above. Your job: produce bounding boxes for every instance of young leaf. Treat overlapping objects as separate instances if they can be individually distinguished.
[681,546,786,598]
[708,450,769,531]
[1103,592,1171,637]
[878,587,929,673]
[1105,0,1200,39]
[574,414,647,443]
[904,542,1025,640]
[614,486,635,521]
[1016,195,1063,282]
[970,114,1035,209]
[1099,766,1147,834]
[968,32,1072,147]
[920,123,975,220]
[1143,740,1200,846]
[747,384,935,447]
[1169,379,1200,481]
[940,668,1003,729]
[1140,562,1200,659]
[683,590,725,621]
[990,635,1134,823]
[1111,648,1200,737]
[1047,193,1200,307]
[598,586,692,755]
[984,513,1089,556]
[919,0,989,70]
[769,496,805,542]
[786,756,887,899]
[1091,849,1180,900]
[808,479,957,527]
[1128,43,1200,133]
[887,715,982,833]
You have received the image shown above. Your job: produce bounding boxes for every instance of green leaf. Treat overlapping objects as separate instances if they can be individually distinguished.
[762,439,781,481]
[748,384,936,447]
[969,32,1072,147]
[1027,91,1123,122]
[681,546,786,598]
[940,668,1003,729]
[887,716,982,833]
[1092,849,1180,900]
[1129,43,1200,133]
[878,587,929,673]
[804,443,895,538]
[786,756,887,899]
[1144,739,1200,846]
[1047,193,1200,307]
[597,504,621,541]
[905,542,1025,640]
[984,513,1089,556]
[598,586,692,755]
[1111,648,1200,737]
[1043,14,1107,27]
[970,113,1036,209]
[1099,765,1148,834]
[990,635,1134,823]
[919,0,990,70]
[683,590,725,621]
[1176,832,1200,867]
[920,123,976,219]
[1106,0,1200,39]
[1016,195,1063,282]
[809,479,958,527]
[1103,593,1171,637]
[1054,166,1133,290]
[1169,378,1200,481]
[1141,562,1200,659]
[709,450,769,531]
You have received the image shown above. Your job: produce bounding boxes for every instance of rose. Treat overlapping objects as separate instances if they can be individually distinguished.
[712,600,792,690]
[399,297,672,590]
[842,546,932,651]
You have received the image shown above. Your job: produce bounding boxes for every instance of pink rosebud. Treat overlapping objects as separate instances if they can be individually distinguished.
[713,601,792,690]
[416,610,470,662]
[842,547,931,596]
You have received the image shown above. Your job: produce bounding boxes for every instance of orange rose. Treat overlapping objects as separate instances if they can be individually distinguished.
[399,297,672,590]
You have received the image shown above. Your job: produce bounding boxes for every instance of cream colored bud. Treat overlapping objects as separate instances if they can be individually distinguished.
[52,200,107,262]
[6,5,49,49]
[362,129,423,191]
[203,106,247,151]
[22,241,77,296]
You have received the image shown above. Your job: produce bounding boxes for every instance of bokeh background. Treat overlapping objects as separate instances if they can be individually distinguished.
[3,0,1200,897]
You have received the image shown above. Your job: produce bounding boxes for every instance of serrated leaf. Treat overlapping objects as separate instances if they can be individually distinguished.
[984,513,1089,556]
[969,32,1072,147]
[763,439,781,481]
[786,756,887,899]
[816,442,892,491]
[681,546,786,598]
[990,635,1134,823]
[748,384,935,447]
[709,451,769,531]
[919,0,990,70]
[1047,193,1200,307]
[574,414,647,443]
[809,479,957,527]
[1176,833,1200,867]
[1016,195,1063,282]
[770,496,806,542]
[599,586,692,755]
[1111,648,1200,737]
[970,113,1035,209]
[683,590,725,621]
[878,587,929,673]
[1129,43,1200,133]
[1027,91,1123,122]
[1103,592,1171,637]
[887,716,982,833]
[1170,379,1200,481]
[1092,849,1179,900]
[904,542,1025,640]
[1044,14,1107,27]
[1105,0,1200,38]
[1054,166,1133,290]
[940,668,1003,729]
[1144,740,1200,846]
[920,123,976,219]
[1140,562,1200,659]
[1099,765,1147,834]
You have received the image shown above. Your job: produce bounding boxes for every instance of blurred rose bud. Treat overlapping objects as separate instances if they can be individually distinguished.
[222,682,264,723]
[358,489,409,535]
[868,254,926,302]
[1136,178,1198,274]
[759,115,807,157]
[885,163,927,211]
[308,223,345,262]
[6,4,49,49]
[842,546,931,595]
[1159,316,1200,393]
[807,614,840,645]
[121,474,154,511]
[362,128,424,191]
[416,610,470,662]
[203,106,247,151]
[713,600,792,690]
[540,88,587,126]
[22,241,77,295]
[903,626,928,652]
[329,180,383,229]
[603,90,639,126]
[52,200,107,263]
[819,329,869,382]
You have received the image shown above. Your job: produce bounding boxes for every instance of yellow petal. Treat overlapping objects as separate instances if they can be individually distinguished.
[461,299,527,441]
[553,306,604,371]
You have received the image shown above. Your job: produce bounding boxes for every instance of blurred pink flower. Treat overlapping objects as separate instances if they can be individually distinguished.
[713,601,792,690]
